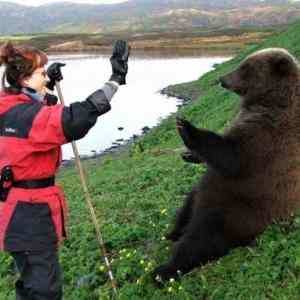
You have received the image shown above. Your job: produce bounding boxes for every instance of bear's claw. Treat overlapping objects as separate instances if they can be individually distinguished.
[152,264,179,283]
[181,150,203,164]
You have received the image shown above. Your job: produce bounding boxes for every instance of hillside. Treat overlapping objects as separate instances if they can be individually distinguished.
[3,29,272,53]
[1,16,300,300]
[0,0,299,34]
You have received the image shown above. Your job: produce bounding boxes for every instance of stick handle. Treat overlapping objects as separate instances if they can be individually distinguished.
[55,82,118,296]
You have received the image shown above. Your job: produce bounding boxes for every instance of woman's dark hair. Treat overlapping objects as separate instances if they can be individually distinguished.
[0,42,48,93]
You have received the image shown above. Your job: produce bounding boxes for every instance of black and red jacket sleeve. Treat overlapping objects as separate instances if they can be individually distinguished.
[62,89,111,142]
[29,89,111,150]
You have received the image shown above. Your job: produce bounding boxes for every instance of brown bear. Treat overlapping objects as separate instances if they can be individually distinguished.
[153,48,300,282]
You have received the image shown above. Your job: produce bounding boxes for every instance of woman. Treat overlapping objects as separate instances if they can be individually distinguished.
[0,41,129,300]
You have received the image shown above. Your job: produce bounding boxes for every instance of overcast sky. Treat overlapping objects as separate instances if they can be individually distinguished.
[1,0,299,5]
[1,0,300,5]
[0,0,128,5]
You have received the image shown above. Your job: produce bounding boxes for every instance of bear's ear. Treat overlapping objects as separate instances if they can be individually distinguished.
[272,56,291,77]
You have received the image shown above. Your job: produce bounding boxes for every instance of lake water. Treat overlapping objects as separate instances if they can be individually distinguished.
[48,52,230,160]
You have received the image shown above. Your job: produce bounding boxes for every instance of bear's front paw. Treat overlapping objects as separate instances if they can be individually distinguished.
[152,264,179,283]
[181,150,203,164]
[176,117,192,132]
[176,118,198,149]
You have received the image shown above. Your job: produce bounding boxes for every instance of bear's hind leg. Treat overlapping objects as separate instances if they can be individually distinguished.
[154,209,229,281]
[166,191,195,242]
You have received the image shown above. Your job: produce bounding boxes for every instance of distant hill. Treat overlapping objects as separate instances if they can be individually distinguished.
[0,0,300,34]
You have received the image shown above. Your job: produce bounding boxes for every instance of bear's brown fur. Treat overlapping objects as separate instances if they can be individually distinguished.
[153,48,300,281]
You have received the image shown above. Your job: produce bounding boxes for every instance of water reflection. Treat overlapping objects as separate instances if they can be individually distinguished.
[49,48,234,60]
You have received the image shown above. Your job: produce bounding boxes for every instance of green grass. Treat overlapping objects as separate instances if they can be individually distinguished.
[1,19,300,299]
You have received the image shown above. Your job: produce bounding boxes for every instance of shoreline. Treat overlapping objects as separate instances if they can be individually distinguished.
[48,47,235,59]
[1,29,272,55]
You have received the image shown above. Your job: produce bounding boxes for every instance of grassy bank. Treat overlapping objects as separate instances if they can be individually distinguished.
[1,20,300,299]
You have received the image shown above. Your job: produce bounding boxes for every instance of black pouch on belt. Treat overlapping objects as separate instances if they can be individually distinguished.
[0,166,13,202]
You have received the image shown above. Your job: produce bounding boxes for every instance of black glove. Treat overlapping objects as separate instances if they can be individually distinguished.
[44,93,58,106]
[46,62,66,90]
[109,40,130,85]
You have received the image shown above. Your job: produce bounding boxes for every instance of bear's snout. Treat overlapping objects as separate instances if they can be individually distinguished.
[219,76,233,90]
[219,76,229,89]
[219,72,248,96]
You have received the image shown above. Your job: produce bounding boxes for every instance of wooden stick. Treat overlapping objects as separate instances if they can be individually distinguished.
[55,82,118,297]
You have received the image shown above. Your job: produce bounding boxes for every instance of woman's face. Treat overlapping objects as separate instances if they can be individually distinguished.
[21,66,50,94]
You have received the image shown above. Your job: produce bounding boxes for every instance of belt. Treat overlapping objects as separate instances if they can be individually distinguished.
[13,177,55,189]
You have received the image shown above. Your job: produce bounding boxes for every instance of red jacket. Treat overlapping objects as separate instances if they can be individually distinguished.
[0,90,111,251]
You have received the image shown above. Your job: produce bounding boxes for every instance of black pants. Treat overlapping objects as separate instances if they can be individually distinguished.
[10,249,63,300]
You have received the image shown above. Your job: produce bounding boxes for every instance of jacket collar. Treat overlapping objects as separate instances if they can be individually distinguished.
[21,87,44,102]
